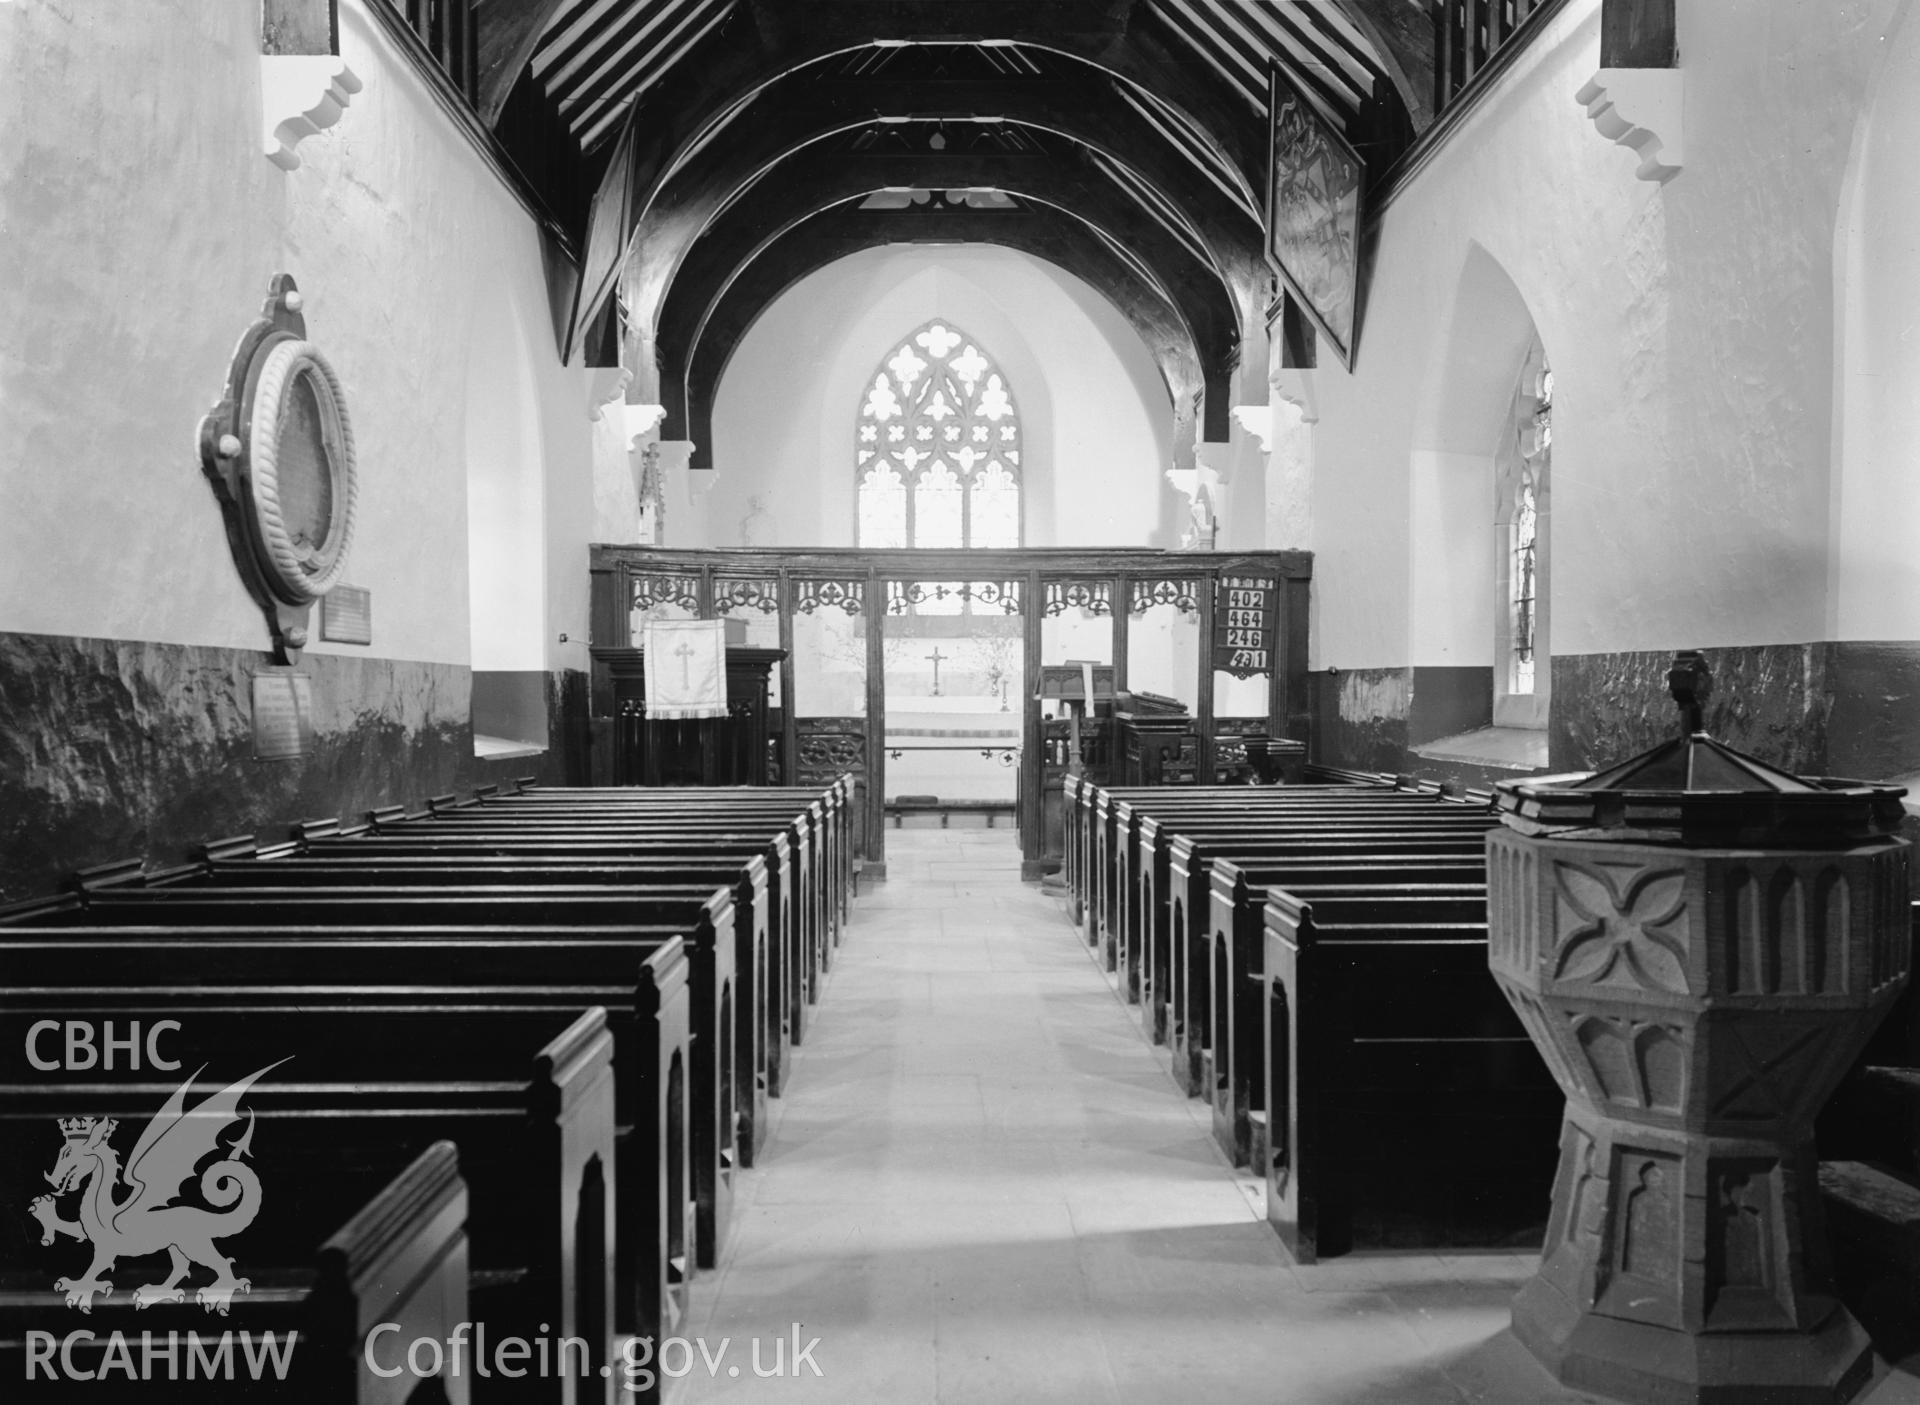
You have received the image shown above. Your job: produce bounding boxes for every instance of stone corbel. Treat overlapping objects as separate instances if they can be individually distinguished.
[1230,405,1274,455]
[262,55,363,171]
[623,403,667,451]
[1166,463,1222,551]
[655,440,700,482]
[586,367,634,423]
[1270,368,1319,426]
[1576,68,1683,183]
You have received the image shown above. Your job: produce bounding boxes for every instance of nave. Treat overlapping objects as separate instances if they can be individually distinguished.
[683,827,1616,1405]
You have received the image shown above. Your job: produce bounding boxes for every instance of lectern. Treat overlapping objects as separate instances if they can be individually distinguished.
[600,646,785,786]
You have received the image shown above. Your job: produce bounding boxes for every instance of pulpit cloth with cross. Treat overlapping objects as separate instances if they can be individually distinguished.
[643,618,730,719]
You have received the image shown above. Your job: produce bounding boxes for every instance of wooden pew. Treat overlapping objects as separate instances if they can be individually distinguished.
[1204,876,1487,1165]
[0,1000,619,1404]
[1149,843,1482,1054]
[1079,783,1386,945]
[446,783,846,960]
[145,849,781,1160]
[309,818,823,1049]
[0,926,692,1378]
[11,886,739,1278]
[1138,816,1491,1030]
[494,781,852,937]
[1261,892,1562,1262]
[1100,788,1485,976]
[0,1141,469,1403]
[1155,833,1491,1093]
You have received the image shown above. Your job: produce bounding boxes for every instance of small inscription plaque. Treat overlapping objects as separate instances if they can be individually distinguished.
[320,585,372,644]
[252,670,315,761]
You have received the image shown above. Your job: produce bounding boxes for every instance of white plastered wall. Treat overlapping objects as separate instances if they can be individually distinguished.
[1831,0,1920,642]
[704,245,1174,549]
[0,0,597,672]
[1283,0,1899,672]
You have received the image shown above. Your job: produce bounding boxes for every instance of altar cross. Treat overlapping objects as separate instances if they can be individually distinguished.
[925,646,947,696]
[675,638,697,687]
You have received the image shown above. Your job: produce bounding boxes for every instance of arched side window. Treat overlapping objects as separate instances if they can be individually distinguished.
[857,321,1022,550]
[1495,343,1551,726]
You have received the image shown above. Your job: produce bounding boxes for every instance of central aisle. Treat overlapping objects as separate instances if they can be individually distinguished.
[680,829,1598,1403]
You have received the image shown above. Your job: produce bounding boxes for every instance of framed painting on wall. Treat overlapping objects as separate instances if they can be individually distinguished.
[1265,64,1365,368]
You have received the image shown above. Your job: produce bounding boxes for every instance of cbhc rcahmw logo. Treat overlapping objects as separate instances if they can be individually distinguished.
[27,1059,286,1314]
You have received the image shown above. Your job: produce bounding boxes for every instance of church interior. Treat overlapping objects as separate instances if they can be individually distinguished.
[7,0,1920,1401]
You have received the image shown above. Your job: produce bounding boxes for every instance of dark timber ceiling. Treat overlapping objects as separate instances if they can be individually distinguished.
[487,1,1435,458]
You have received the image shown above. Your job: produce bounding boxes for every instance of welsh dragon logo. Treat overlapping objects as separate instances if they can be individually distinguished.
[29,1062,285,1314]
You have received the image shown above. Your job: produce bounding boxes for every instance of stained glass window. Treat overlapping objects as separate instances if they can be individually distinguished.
[856,320,1022,550]
[1508,355,1550,698]
[1510,469,1537,695]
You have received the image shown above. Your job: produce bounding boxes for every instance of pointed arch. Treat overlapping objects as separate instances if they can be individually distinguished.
[856,320,1023,550]
[1407,242,1553,734]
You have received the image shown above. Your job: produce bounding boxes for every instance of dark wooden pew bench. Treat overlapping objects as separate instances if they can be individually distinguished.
[1204,877,1488,1165]
[9,886,741,1278]
[0,1141,468,1404]
[1155,835,1491,1095]
[404,794,838,963]
[1260,893,1561,1263]
[1083,783,1406,943]
[1108,795,1491,979]
[307,820,823,1045]
[1150,842,1483,1058]
[489,783,851,936]
[151,849,784,1155]
[0,1005,618,1404]
[0,928,692,1370]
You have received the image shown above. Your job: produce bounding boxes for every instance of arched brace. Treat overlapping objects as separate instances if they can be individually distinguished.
[651,149,1239,457]
[677,205,1208,471]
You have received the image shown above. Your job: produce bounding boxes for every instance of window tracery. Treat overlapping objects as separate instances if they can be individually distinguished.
[856,321,1022,552]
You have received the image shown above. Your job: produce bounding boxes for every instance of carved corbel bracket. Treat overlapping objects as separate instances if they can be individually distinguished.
[1270,368,1320,426]
[262,55,363,171]
[1166,464,1222,551]
[1576,68,1684,183]
[623,403,668,451]
[586,367,635,422]
[1230,405,1274,455]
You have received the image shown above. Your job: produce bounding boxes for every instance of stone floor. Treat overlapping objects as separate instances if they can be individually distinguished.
[683,826,1920,1404]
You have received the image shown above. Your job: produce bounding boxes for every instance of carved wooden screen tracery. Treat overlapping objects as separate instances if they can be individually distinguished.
[713,576,780,614]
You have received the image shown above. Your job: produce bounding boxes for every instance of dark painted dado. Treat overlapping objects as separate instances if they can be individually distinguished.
[1828,641,1920,783]
[0,632,591,902]
[1312,643,1920,794]
[1549,644,1831,774]
[1309,666,1410,773]
[1407,665,1492,746]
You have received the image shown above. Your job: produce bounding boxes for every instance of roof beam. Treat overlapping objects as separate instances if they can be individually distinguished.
[605,4,1264,235]
[476,0,572,124]
[1335,0,1435,130]
[622,75,1266,356]
[649,150,1240,456]
[678,205,1203,471]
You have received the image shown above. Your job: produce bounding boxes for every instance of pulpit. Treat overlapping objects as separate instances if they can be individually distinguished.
[598,646,785,786]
